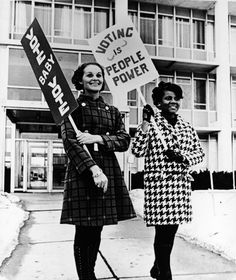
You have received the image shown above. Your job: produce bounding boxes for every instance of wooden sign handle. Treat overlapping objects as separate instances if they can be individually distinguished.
[68,115,92,157]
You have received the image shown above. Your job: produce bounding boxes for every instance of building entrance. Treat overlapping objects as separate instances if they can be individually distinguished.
[28,141,48,191]
[12,139,66,193]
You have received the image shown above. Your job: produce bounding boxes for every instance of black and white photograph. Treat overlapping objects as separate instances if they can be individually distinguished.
[0,0,236,279]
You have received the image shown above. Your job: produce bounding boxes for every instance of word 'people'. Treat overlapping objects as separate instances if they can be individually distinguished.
[105,51,149,86]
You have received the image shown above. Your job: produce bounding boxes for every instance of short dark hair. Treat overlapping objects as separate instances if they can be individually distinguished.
[152,81,183,106]
[71,62,105,91]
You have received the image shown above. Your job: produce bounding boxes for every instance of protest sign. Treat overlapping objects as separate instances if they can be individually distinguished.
[21,18,78,125]
[88,17,158,95]
[89,17,166,148]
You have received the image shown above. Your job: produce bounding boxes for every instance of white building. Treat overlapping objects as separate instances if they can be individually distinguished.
[0,0,235,192]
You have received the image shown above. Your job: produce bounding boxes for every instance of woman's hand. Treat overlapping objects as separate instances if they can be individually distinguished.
[141,104,154,133]
[141,120,150,133]
[143,104,154,122]
[164,149,188,164]
[77,131,103,145]
[90,165,108,193]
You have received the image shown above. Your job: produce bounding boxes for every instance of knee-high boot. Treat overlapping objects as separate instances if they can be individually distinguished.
[156,244,173,280]
[150,225,178,280]
[74,226,102,280]
[89,236,101,274]
[150,243,173,280]
[150,241,161,279]
[74,245,97,280]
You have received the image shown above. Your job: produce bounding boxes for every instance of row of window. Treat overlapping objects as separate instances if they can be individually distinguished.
[10,0,112,43]
[8,48,215,106]
[129,4,214,51]
[10,0,215,57]
[128,74,216,111]
[127,73,217,131]
[7,48,216,129]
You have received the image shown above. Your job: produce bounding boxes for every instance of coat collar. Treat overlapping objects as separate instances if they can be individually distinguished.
[155,111,184,131]
[77,92,105,103]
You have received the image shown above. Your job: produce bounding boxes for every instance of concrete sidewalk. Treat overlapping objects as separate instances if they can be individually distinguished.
[1,193,236,280]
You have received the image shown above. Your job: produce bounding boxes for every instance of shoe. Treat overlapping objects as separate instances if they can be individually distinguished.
[150,265,160,279]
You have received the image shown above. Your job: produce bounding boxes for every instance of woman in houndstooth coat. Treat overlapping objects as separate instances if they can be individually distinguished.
[60,62,136,280]
[131,81,204,280]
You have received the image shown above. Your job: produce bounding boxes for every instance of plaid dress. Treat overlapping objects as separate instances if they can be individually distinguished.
[60,94,136,226]
[131,112,204,226]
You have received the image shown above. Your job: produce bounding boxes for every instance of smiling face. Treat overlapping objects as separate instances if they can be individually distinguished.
[159,90,181,115]
[82,64,104,96]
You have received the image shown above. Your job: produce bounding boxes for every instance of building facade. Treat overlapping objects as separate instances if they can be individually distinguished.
[0,0,236,192]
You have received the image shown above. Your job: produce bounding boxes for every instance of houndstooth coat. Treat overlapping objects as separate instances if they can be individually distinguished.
[131,112,204,226]
[60,94,136,226]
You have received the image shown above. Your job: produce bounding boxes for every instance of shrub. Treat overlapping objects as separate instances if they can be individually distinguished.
[131,170,235,190]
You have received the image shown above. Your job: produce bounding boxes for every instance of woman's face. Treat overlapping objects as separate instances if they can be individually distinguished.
[159,90,181,115]
[82,64,104,94]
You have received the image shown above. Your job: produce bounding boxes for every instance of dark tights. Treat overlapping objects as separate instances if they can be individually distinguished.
[151,224,179,280]
[74,226,103,280]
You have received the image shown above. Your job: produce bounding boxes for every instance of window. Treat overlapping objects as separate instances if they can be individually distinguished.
[231,77,236,117]
[176,78,192,109]
[140,13,156,45]
[8,49,38,87]
[74,7,91,39]
[159,76,173,83]
[54,4,72,39]
[127,90,137,107]
[207,21,215,55]
[8,48,80,102]
[94,8,109,35]
[194,80,206,109]
[209,80,216,111]
[141,82,155,105]
[8,88,42,101]
[12,0,31,38]
[158,15,174,46]
[128,9,156,45]
[128,90,138,125]
[193,20,205,49]
[34,2,52,37]
[129,11,138,30]
[230,24,236,62]
[176,18,190,48]
[54,52,78,88]
[10,0,112,43]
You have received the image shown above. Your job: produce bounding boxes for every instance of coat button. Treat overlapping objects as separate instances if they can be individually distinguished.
[106,132,110,135]
[81,102,86,107]
[105,106,109,110]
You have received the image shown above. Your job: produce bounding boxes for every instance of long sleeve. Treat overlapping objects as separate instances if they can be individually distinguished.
[100,107,131,152]
[131,125,150,158]
[183,127,205,167]
[61,116,96,175]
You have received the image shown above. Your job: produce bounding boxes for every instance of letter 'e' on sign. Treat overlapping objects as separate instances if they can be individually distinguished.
[21,18,78,125]
[88,17,158,94]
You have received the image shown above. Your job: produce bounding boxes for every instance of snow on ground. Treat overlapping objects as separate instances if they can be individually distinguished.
[129,188,236,263]
[0,192,29,267]
[0,189,235,273]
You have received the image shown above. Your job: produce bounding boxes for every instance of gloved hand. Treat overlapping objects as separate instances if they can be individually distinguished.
[143,104,154,122]
[164,149,185,163]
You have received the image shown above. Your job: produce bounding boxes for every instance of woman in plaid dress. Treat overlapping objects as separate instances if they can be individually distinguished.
[131,82,204,280]
[60,62,136,280]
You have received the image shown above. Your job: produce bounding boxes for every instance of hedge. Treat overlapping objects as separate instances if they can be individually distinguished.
[131,170,235,190]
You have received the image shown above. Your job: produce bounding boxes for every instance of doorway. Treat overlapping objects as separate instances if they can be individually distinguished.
[12,139,66,192]
[28,141,48,191]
